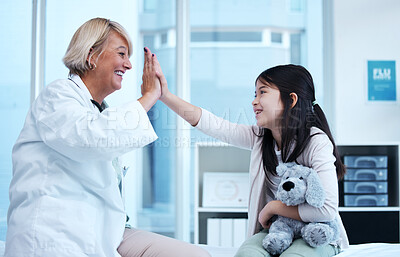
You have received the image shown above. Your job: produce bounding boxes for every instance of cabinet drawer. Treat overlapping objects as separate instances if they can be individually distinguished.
[344,181,387,194]
[344,194,388,207]
[344,155,388,168]
[344,169,387,181]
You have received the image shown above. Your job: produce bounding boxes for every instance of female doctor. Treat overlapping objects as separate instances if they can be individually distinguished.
[5,18,210,257]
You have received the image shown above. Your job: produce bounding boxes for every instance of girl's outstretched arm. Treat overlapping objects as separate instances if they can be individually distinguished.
[148,48,256,151]
[152,53,202,126]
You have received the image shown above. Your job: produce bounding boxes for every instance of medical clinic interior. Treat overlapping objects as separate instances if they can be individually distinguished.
[1,0,400,256]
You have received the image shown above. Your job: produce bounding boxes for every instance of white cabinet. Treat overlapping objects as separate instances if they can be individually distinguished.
[194,142,251,245]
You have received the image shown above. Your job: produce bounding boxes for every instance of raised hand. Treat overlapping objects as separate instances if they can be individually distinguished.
[152,53,170,101]
[144,47,201,126]
[142,47,161,99]
[138,47,161,112]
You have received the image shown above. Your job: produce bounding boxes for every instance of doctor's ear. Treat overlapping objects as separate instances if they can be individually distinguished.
[87,48,97,70]
[289,93,298,109]
[86,48,94,61]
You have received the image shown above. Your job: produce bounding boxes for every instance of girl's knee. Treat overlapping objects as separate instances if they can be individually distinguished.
[279,239,339,257]
[234,230,269,257]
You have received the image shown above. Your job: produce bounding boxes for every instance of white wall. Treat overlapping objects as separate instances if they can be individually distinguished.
[332,0,400,144]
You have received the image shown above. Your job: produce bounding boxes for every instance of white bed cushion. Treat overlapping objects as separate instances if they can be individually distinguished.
[199,243,400,257]
[1,242,399,257]
[336,243,400,257]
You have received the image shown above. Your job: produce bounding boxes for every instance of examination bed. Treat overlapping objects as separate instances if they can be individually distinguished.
[1,241,400,256]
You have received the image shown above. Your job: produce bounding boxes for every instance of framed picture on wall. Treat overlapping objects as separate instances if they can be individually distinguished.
[367,60,397,102]
[202,172,248,208]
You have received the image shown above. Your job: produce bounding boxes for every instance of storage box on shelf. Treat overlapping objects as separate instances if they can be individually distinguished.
[194,142,251,247]
[338,144,399,244]
[343,155,388,207]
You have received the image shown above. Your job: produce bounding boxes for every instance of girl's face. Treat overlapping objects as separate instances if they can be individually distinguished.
[252,79,284,129]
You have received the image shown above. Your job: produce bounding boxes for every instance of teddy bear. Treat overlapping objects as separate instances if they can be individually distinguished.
[262,163,340,255]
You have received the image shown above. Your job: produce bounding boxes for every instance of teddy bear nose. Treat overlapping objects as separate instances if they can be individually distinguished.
[282,181,295,191]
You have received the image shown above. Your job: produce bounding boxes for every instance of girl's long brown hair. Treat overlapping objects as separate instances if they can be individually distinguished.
[255,64,346,180]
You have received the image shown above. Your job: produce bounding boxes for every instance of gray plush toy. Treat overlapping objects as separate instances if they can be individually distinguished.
[262,163,340,255]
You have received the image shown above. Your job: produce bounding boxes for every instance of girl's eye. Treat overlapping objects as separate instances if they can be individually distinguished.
[119,52,126,57]
[254,91,265,98]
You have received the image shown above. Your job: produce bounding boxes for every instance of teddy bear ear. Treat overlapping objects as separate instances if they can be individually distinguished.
[276,162,296,176]
[276,163,287,176]
[305,169,326,208]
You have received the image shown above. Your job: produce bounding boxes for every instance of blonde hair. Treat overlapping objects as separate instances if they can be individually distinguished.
[63,18,132,76]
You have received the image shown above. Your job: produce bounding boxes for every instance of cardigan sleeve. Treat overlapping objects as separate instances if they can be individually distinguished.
[195,108,258,150]
[298,130,338,222]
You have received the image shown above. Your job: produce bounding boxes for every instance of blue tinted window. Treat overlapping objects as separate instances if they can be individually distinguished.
[271,32,282,43]
[290,33,302,64]
[191,32,262,42]
[0,1,32,240]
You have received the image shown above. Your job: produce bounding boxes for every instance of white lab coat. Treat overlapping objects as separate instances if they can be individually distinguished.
[5,75,157,257]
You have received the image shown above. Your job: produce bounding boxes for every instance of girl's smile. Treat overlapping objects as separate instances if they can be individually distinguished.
[252,80,284,130]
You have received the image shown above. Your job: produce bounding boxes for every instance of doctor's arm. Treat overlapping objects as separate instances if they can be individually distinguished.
[35,98,157,162]
[35,49,162,162]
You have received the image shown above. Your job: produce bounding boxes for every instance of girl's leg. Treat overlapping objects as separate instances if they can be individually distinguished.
[234,229,271,257]
[280,238,341,257]
[117,227,211,257]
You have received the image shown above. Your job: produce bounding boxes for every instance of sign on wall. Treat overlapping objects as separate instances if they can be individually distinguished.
[367,60,396,101]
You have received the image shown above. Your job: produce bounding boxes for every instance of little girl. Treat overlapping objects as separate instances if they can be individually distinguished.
[152,54,348,257]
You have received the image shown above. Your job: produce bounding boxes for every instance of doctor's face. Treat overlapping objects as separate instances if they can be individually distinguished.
[93,31,132,95]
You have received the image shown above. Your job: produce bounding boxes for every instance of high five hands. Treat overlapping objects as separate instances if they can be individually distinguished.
[140,47,169,111]
[141,46,201,126]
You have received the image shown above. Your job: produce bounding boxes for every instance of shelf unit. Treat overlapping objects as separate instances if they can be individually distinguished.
[194,142,400,245]
[337,144,400,244]
[194,142,251,245]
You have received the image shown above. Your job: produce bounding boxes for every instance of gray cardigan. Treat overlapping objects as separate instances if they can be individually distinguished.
[196,108,349,249]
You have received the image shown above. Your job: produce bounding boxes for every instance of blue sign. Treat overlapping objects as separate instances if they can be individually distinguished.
[368,60,396,101]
